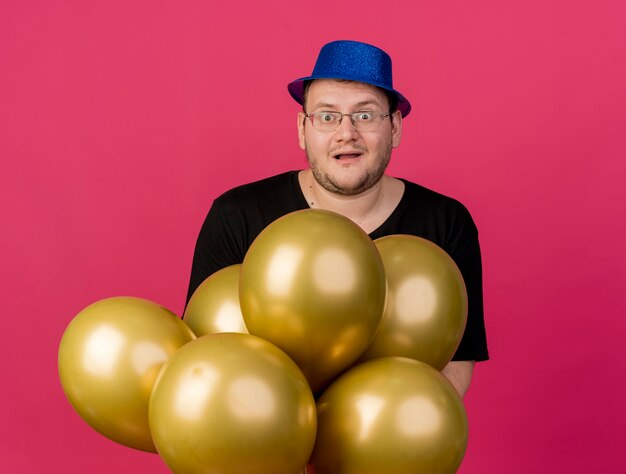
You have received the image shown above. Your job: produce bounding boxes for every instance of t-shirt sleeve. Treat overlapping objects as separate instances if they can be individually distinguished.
[185,196,248,305]
[445,203,489,362]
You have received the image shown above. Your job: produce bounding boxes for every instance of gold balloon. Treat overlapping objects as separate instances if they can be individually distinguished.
[239,209,387,392]
[149,333,317,474]
[359,235,468,370]
[58,296,195,452]
[183,264,248,336]
[311,357,468,474]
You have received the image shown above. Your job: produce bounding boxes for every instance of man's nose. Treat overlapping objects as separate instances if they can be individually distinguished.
[334,115,359,140]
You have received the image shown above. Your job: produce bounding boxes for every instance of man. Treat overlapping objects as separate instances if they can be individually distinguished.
[186,40,488,397]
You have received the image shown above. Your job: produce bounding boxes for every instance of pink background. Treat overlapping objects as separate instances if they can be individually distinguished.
[2,1,625,472]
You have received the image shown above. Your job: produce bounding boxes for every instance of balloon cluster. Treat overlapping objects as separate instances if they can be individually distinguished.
[59,209,468,474]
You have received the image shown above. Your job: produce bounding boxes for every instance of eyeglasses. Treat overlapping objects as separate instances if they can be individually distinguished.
[304,111,391,132]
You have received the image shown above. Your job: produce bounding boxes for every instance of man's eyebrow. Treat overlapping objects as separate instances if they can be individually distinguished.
[354,100,381,108]
[310,99,382,110]
[310,102,336,110]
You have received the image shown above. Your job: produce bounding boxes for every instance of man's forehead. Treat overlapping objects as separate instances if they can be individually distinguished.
[305,79,389,108]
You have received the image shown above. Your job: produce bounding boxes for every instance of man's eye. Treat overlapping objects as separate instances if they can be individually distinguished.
[320,113,335,122]
[356,112,372,121]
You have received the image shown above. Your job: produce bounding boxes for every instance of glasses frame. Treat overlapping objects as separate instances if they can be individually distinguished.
[304,111,391,132]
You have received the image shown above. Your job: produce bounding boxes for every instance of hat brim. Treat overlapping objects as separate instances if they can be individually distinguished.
[288,76,411,118]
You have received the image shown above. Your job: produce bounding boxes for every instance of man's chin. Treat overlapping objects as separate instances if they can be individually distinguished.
[321,176,378,196]
[308,160,386,196]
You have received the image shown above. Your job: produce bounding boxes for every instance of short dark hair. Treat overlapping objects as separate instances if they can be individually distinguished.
[302,80,399,115]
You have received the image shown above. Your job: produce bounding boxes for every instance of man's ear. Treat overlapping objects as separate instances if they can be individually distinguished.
[297,111,306,150]
[391,110,402,148]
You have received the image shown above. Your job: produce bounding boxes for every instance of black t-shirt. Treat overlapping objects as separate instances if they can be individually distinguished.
[187,170,489,361]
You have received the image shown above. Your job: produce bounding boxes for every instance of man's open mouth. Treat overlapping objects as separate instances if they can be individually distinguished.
[333,152,362,160]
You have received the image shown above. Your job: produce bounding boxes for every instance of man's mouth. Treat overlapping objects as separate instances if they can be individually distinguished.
[333,152,363,160]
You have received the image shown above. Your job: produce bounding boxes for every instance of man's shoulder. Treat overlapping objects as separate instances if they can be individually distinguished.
[215,171,300,204]
[399,178,468,211]
[393,178,477,235]
[376,177,479,251]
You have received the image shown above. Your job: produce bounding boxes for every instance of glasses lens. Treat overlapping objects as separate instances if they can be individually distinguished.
[310,113,339,131]
[309,112,384,132]
[353,112,379,131]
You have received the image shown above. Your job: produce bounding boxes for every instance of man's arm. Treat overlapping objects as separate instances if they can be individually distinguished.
[441,360,475,398]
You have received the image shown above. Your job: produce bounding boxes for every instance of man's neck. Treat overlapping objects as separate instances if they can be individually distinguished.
[298,169,404,234]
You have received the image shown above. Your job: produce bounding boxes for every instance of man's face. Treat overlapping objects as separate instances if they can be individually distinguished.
[298,79,402,196]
